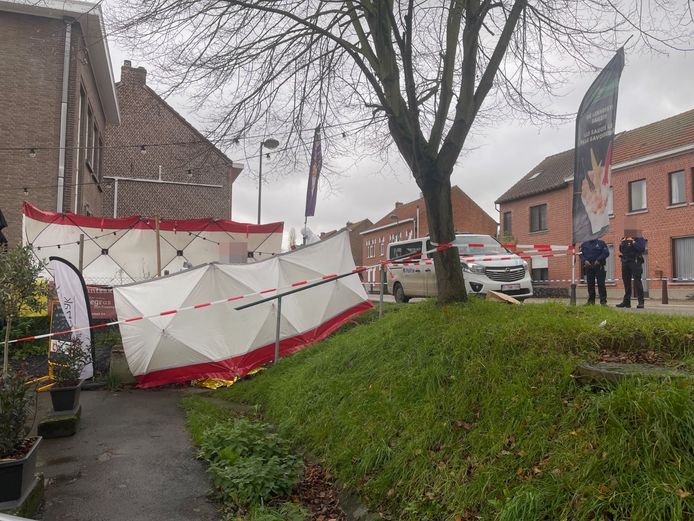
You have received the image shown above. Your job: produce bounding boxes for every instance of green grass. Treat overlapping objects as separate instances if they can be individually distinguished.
[213,299,694,521]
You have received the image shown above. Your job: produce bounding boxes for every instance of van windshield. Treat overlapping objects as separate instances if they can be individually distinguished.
[453,236,508,256]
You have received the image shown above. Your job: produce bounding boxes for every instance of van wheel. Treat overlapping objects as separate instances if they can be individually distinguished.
[393,283,409,303]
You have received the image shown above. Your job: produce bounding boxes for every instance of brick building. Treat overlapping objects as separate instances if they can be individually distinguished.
[102,61,243,219]
[319,218,373,267]
[496,108,694,300]
[361,185,498,267]
[0,0,120,246]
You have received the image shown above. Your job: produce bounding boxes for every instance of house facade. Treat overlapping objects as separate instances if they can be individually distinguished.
[102,61,243,219]
[361,185,498,267]
[496,108,694,300]
[0,0,120,246]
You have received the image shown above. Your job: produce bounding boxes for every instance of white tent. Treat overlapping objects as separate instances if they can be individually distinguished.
[23,202,283,285]
[112,231,371,387]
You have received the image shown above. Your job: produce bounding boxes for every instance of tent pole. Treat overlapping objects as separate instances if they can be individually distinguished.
[155,215,162,277]
[274,297,282,364]
[78,234,84,273]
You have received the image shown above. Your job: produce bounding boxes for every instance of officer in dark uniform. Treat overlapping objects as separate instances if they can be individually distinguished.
[616,233,646,309]
[579,238,610,305]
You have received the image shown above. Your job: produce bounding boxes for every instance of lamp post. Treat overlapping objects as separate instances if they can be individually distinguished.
[257,138,280,224]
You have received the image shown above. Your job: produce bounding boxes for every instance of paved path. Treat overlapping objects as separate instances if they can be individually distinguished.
[35,389,218,521]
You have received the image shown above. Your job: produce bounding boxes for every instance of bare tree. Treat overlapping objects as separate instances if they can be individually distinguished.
[114,0,693,303]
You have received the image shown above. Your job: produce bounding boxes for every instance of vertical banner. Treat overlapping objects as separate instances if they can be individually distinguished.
[304,126,323,217]
[50,256,94,379]
[572,48,625,244]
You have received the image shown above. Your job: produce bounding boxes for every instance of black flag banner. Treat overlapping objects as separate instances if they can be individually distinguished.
[304,126,322,217]
[572,48,625,244]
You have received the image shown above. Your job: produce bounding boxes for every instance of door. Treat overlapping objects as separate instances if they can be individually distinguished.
[390,241,426,296]
[423,240,438,297]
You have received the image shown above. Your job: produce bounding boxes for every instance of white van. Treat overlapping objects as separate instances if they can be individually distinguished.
[386,234,533,302]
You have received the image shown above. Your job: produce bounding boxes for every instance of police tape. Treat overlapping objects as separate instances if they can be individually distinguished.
[9,266,370,345]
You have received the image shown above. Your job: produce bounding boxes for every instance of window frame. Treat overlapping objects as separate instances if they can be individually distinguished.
[503,211,512,235]
[669,170,686,205]
[628,179,647,212]
[86,106,95,171]
[529,204,547,233]
[672,236,694,282]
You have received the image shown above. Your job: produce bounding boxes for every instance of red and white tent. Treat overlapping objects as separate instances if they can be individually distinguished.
[112,231,371,387]
[23,202,283,285]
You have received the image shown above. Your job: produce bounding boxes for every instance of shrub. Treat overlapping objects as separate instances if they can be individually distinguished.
[50,336,91,385]
[199,418,302,509]
[0,371,33,457]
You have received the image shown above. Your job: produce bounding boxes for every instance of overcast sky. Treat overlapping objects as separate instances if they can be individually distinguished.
[106,24,693,247]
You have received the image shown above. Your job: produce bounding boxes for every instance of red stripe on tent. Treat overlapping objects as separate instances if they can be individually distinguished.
[292,281,308,287]
[194,303,211,309]
[160,310,177,316]
[260,288,276,294]
[134,300,374,388]
[125,316,143,322]
[23,202,284,234]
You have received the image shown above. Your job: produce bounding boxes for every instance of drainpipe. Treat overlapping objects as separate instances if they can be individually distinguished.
[57,19,73,213]
[416,205,420,237]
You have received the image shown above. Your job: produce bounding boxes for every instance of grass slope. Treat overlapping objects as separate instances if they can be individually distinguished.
[216,300,694,520]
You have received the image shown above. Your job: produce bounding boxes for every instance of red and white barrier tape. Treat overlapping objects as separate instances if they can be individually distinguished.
[9,266,369,345]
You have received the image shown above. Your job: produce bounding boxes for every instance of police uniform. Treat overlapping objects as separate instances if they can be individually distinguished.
[579,239,610,305]
[617,236,646,308]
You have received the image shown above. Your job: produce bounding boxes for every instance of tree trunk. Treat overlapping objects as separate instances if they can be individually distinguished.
[420,176,467,304]
[3,315,12,376]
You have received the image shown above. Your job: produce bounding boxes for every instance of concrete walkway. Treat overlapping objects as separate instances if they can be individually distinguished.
[35,389,218,521]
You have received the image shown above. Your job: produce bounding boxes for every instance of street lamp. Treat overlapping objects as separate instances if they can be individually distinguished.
[257,138,280,224]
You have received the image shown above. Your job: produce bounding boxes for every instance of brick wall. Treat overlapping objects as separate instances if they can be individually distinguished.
[0,13,107,245]
[102,62,241,220]
[0,13,63,246]
[499,150,694,298]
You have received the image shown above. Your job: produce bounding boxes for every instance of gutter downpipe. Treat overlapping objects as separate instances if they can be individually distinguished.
[57,19,73,213]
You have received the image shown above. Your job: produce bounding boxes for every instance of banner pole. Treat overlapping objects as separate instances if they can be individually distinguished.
[155,215,162,277]
[570,244,577,306]
[78,233,84,273]
[274,297,282,364]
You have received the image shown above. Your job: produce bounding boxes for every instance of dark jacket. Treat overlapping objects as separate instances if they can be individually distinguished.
[580,239,610,264]
[619,236,646,263]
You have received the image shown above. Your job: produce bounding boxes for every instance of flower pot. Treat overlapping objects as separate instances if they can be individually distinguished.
[0,436,41,504]
[49,380,83,412]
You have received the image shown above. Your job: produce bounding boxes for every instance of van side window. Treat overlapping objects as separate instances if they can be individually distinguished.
[389,242,423,262]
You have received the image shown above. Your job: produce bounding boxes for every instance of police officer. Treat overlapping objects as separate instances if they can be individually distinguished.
[579,238,610,305]
[616,233,646,309]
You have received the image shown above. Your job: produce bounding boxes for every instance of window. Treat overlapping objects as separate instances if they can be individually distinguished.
[607,187,614,216]
[380,238,385,256]
[529,204,547,232]
[669,170,686,205]
[389,241,423,261]
[93,137,103,183]
[503,211,512,235]
[629,179,647,211]
[531,268,548,282]
[673,237,694,281]
[86,107,96,169]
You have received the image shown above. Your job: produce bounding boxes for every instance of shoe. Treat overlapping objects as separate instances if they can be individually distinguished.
[585,300,595,306]
[615,302,631,308]
[600,301,608,306]
[637,303,644,309]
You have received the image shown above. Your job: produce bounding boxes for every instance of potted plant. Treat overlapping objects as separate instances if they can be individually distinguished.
[49,336,92,412]
[0,370,41,505]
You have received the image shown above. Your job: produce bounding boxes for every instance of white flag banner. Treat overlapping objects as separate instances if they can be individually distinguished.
[51,257,94,379]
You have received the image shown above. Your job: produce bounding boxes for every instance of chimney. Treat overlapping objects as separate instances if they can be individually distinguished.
[121,60,147,85]
[395,202,403,208]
